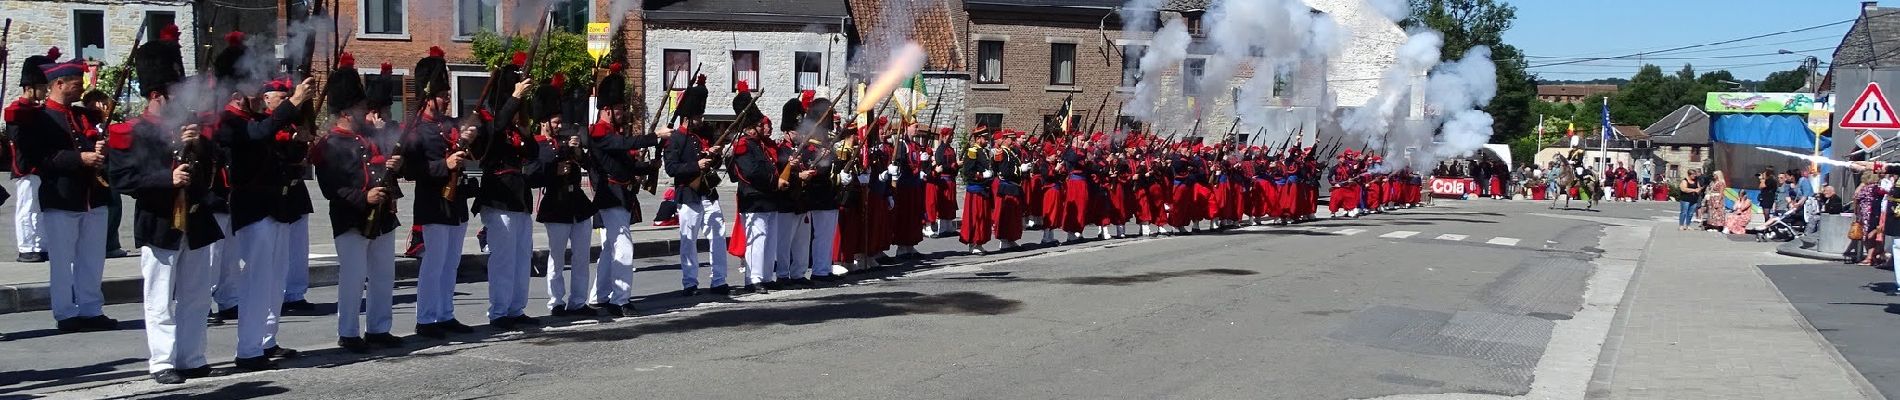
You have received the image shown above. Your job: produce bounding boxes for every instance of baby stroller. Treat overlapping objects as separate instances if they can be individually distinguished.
[1756,210,1807,242]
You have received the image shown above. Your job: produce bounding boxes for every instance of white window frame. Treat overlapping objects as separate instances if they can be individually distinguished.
[452,0,503,41]
[730,50,760,93]
[71,8,109,61]
[1046,37,1078,88]
[449,70,491,116]
[1116,39,1147,91]
[662,49,693,90]
[794,51,824,91]
[357,0,412,40]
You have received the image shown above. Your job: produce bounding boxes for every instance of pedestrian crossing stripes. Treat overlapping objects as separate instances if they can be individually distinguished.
[1380,231,1420,239]
[1435,234,1468,241]
[1333,228,1367,236]
[1485,237,1520,246]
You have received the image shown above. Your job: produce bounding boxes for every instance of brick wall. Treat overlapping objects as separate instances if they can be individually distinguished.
[0,0,198,103]
[965,18,1129,135]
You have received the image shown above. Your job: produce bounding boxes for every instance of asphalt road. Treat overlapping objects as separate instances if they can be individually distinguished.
[4,199,1667,399]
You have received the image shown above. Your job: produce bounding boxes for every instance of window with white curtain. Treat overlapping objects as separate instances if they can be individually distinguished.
[977,40,1004,84]
[1049,43,1076,86]
[731,51,760,92]
[795,51,823,91]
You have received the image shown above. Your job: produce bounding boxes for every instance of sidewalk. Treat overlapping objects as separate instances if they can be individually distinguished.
[1589,223,1883,399]
[0,181,734,314]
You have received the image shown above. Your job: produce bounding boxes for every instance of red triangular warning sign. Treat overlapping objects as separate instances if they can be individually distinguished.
[1843,82,1900,129]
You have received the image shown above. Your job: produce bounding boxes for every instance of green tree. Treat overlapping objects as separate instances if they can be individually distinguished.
[470,30,599,93]
[1696,70,1737,90]
[1761,66,1811,92]
[1408,0,1537,147]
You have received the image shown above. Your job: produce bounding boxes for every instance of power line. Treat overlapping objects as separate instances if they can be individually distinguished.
[1525,16,1860,69]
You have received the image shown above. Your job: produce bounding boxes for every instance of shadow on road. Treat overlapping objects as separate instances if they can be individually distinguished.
[529,291,1023,345]
[1053,268,1259,286]
[102,380,291,399]
[0,357,144,393]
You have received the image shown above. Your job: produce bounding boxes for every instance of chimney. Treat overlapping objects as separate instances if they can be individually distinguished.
[1868,1,1880,11]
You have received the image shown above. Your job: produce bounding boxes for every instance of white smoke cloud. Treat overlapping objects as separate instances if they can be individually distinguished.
[1366,0,1412,23]
[1126,17,1189,122]
[1342,29,1440,151]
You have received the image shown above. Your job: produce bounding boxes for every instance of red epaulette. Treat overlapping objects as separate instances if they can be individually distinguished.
[590,122,612,139]
[732,137,750,155]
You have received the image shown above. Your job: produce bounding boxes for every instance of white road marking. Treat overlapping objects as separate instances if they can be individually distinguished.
[1435,234,1468,241]
[1333,228,1366,236]
[1485,237,1520,246]
[1381,231,1420,239]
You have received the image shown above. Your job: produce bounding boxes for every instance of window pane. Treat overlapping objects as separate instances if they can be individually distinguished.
[74,11,105,60]
[975,113,1003,129]
[1183,59,1205,96]
[795,52,822,91]
[367,0,386,33]
[455,75,489,117]
[1050,43,1075,85]
[1121,45,1144,87]
[145,12,176,42]
[978,41,1003,84]
[664,50,691,89]
[457,0,495,36]
[732,51,759,92]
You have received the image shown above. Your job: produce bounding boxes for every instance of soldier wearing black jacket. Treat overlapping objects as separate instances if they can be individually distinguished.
[469,53,541,330]
[728,85,787,294]
[587,65,663,315]
[311,59,406,355]
[106,39,222,383]
[792,97,840,283]
[403,48,478,338]
[15,58,120,333]
[664,117,730,297]
[959,128,993,254]
[526,73,596,318]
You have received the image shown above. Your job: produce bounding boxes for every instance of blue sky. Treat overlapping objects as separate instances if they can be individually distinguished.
[1503,0,1867,82]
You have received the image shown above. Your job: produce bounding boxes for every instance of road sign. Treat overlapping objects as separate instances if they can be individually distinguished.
[1858,130,1883,149]
[586,23,611,61]
[1842,82,1900,129]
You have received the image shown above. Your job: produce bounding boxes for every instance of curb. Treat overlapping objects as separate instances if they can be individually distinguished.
[1776,239,1849,262]
[0,238,709,315]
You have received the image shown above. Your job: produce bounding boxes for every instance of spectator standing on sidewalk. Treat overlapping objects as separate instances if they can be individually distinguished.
[1676,172,1702,230]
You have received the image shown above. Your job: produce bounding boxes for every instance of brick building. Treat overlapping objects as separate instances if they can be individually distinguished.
[641,0,852,126]
[1536,84,1618,104]
[0,0,199,103]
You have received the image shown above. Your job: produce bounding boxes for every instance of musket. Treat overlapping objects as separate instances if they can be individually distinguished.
[105,20,150,124]
[687,89,767,192]
[1085,91,1112,134]
[667,62,705,127]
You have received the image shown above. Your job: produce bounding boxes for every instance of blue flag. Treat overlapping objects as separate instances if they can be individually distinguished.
[1600,97,1613,141]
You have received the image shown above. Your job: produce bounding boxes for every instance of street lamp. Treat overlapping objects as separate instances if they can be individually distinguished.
[1778,49,1822,93]
[1718,79,1746,91]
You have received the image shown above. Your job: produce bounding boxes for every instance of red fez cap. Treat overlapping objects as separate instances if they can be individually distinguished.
[428,46,445,58]
[511,51,527,67]
[158,24,180,42]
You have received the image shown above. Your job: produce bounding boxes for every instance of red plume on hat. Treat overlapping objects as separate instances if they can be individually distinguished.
[608,62,624,73]
[511,51,528,67]
[939,127,953,137]
[428,46,445,58]
[550,73,566,89]
[46,47,61,59]
[224,31,246,47]
[735,80,750,93]
[338,52,356,68]
[694,74,707,85]
[158,24,180,42]
[380,62,393,75]
[800,89,815,109]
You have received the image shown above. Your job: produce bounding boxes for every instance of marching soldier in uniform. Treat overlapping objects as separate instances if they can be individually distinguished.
[528,73,596,317]
[17,56,118,332]
[924,126,958,239]
[675,74,709,124]
[729,82,789,293]
[664,80,730,298]
[888,123,926,258]
[8,49,55,264]
[791,97,841,283]
[312,59,406,354]
[206,32,314,370]
[404,47,478,338]
[959,127,994,254]
[992,129,1027,251]
[587,63,663,315]
[109,37,220,383]
[471,53,539,329]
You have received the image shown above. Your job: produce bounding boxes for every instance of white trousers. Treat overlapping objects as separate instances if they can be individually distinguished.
[142,242,211,372]
[209,213,243,311]
[282,216,310,302]
[804,210,839,276]
[415,223,467,324]
[236,220,290,358]
[592,208,635,305]
[334,230,395,338]
[14,176,40,253]
[786,212,812,279]
[43,207,105,321]
[543,220,592,310]
[678,199,728,288]
[743,212,784,285]
[480,210,532,320]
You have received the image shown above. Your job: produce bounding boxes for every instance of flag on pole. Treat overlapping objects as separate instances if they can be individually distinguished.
[1567,121,1578,147]
[1058,95,1075,133]
[1600,97,1614,142]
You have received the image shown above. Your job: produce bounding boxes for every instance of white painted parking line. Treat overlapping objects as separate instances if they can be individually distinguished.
[1435,234,1468,241]
[1485,237,1520,246]
[1334,228,1366,236]
[1381,231,1419,239]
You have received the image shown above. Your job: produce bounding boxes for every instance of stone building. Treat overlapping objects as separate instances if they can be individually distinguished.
[641,0,852,127]
[0,0,199,102]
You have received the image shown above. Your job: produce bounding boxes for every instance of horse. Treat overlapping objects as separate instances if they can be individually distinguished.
[1548,165,1602,210]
